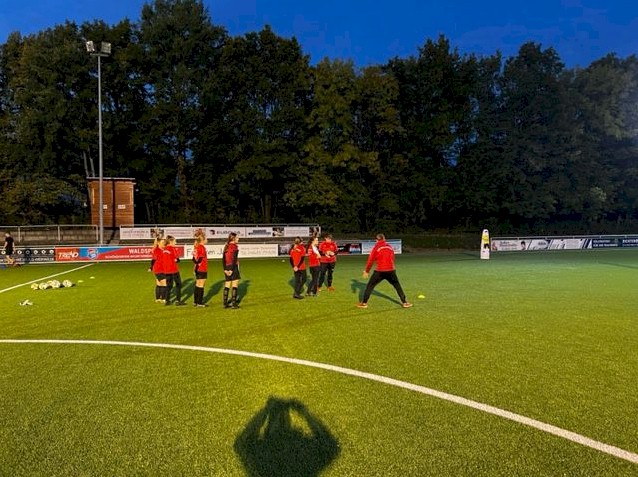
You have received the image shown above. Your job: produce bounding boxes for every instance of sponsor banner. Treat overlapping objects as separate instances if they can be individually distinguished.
[184,243,278,259]
[12,247,56,264]
[278,243,293,256]
[524,239,551,251]
[590,238,619,248]
[282,226,316,238]
[56,246,184,262]
[119,227,158,240]
[491,236,638,251]
[360,240,402,255]
[548,238,588,250]
[183,244,225,259]
[160,227,199,240]
[246,227,275,238]
[491,238,557,251]
[206,227,247,239]
[337,242,362,255]
[620,237,638,247]
[491,239,527,252]
[121,225,321,240]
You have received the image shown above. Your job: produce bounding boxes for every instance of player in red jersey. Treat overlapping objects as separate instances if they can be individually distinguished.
[162,235,185,306]
[222,232,241,308]
[149,235,167,303]
[305,235,321,296]
[357,233,413,309]
[317,233,338,291]
[289,237,307,299]
[192,230,208,307]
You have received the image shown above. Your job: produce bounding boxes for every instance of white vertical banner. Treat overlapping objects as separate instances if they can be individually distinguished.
[480,229,490,260]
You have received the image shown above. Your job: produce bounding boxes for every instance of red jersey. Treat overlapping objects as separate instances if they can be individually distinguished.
[193,243,208,272]
[365,240,396,273]
[289,244,306,270]
[161,245,179,274]
[223,242,239,270]
[151,246,164,273]
[319,240,338,263]
[307,243,321,267]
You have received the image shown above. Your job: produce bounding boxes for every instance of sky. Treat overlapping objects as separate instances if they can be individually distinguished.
[1,0,637,68]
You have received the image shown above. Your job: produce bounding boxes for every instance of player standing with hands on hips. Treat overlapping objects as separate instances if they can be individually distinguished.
[357,234,413,309]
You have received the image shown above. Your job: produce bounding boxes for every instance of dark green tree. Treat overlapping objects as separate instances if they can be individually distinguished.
[388,35,477,230]
[209,25,311,223]
[137,0,226,222]
[0,25,92,224]
[572,54,638,230]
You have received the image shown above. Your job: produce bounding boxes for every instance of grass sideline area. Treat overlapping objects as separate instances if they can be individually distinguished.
[0,251,637,476]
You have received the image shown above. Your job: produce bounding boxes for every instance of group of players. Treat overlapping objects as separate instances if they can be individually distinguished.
[149,230,241,308]
[150,229,412,309]
[289,232,413,308]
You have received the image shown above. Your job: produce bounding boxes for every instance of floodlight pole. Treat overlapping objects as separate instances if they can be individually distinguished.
[87,41,110,246]
[97,53,104,246]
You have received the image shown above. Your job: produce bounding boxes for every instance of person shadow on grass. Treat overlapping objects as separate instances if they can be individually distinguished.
[203,279,251,307]
[350,278,402,306]
[204,279,226,305]
[180,278,194,301]
[234,396,340,477]
[237,279,251,305]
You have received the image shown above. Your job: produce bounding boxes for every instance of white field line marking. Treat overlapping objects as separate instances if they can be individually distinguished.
[0,264,94,294]
[1,339,637,465]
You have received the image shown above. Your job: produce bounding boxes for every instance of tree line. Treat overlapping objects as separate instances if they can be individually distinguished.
[1,0,637,235]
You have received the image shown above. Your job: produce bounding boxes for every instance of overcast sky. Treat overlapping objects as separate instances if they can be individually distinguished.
[1,0,637,67]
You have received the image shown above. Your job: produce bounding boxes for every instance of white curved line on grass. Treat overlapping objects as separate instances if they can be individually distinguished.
[1,338,637,465]
[0,264,94,294]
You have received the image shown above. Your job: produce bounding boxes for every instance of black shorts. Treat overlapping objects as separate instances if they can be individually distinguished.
[195,271,208,280]
[154,273,166,280]
[224,266,240,281]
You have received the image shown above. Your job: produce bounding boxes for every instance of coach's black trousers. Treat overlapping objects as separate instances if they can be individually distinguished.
[361,270,406,304]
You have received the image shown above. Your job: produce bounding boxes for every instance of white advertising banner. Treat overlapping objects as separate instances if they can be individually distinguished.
[183,243,279,259]
[205,227,247,238]
[121,225,320,240]
[120,227,157,240]
[283,226,316,238]
[245,227,275,238]
[490,236,621,251]
[548,238,588,250]
[360,240,402,254]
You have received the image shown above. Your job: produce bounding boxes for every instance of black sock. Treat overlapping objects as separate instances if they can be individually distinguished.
[195,286,203,305]
[232,287,238,304]
[223,287,229,306]
[155,285,160,300]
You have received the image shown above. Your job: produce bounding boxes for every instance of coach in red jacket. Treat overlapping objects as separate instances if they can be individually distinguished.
[357,234,413,309]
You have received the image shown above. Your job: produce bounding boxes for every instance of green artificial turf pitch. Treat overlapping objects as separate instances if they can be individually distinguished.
[0,251,637,476]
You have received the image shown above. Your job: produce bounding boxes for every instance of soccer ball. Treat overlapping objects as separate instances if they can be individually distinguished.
[31,283,40,290]
[39,282,50,290]
[62,280,74,288]
[50,280,61,289]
